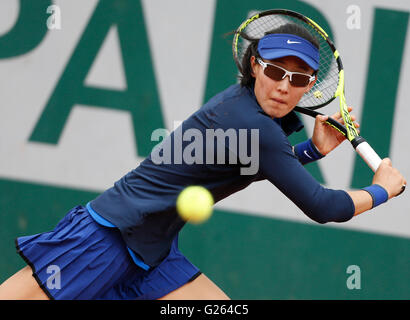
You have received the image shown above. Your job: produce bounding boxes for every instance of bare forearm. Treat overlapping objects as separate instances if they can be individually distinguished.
[347,158,406,216]
[347,190,373,216]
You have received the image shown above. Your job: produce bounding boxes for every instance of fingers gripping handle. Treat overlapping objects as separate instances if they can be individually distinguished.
[294,107,383,172]
[352,137,406,196]
[352,137,382,172]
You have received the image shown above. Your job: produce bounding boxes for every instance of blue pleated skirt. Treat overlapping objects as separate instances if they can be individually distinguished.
[15,205,200,300]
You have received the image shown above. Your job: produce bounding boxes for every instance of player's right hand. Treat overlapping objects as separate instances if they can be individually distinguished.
[372,158,406,198]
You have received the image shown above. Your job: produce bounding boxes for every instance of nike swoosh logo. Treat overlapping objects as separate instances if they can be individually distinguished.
[304,150,313,159]
[287,40,301,44]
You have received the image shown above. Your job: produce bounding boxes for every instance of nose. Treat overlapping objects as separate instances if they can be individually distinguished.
[276,74,291,93]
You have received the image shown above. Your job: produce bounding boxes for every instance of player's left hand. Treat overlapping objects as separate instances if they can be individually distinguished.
[311,106,360,156]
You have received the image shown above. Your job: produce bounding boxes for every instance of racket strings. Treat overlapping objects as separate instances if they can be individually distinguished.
[235,13,339,108]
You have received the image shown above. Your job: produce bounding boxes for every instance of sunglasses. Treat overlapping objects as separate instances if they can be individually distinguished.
[257,58,316,87]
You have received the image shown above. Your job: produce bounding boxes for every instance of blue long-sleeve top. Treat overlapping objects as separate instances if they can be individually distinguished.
[90,84,355,267]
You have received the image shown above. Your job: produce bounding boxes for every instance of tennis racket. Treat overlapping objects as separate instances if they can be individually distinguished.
[232,9,382,172]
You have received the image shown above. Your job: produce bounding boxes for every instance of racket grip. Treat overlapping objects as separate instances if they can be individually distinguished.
[352,137,382,172]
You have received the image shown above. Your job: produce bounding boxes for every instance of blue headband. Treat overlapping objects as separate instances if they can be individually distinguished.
[257,33,320,70]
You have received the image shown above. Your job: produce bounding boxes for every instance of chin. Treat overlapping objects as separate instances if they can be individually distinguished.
[261,100,293,118]
[269,108,292,119]
[266,102,293,118]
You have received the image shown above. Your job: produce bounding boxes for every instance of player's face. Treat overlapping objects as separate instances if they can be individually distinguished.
[251,55,316,118]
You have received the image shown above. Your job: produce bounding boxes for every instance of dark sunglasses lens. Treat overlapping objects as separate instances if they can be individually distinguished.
[264,63,312,87]
[291,74,311,87]
[264,65,285,81]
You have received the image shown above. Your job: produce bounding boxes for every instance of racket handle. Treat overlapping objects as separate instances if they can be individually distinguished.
[351,137,382,172]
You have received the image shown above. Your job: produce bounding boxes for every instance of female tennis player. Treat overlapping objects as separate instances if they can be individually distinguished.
[0,22,405,300]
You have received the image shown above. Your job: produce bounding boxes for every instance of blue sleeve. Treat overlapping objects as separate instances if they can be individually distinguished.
[258,121,355,224]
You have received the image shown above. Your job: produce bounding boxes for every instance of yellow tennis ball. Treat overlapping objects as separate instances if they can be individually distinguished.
[314,90,323,99]
[176,186,214,224]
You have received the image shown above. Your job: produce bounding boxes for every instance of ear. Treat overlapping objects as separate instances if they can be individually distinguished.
[250,56,257,77]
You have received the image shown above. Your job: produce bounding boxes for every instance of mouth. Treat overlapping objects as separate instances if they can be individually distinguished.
[271,97,286,105]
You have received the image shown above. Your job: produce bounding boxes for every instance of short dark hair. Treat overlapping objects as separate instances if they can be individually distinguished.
[238,23,320,87]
